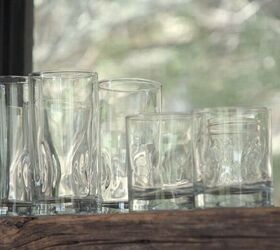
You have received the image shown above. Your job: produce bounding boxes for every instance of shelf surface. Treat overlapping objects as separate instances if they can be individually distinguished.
[0,207,279,249]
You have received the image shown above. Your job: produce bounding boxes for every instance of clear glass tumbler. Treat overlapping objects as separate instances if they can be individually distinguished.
[0,76,33,216]
[193,107,272,208]
[30,71,99,215]
[126,113,194,211]
[99,78,161,211]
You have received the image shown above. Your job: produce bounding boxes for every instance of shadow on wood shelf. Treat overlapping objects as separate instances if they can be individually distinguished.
[0,207,279,249]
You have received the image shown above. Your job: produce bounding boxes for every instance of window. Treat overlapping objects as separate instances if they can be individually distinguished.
[34,0,280,202]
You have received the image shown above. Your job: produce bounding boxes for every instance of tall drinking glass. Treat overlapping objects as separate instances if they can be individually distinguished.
[193,107,272,208]
[0,76,33,216]
[99,78,161,211]
[30,71,99,215]
[126,113,194,211]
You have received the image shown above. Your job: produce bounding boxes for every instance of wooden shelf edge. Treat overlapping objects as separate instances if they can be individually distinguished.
[0,207,279,249]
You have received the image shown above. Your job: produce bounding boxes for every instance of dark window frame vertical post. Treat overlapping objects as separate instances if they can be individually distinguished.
[0,0,33,75]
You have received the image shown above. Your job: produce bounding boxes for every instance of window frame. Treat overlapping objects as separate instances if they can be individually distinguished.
[0,0,33,75]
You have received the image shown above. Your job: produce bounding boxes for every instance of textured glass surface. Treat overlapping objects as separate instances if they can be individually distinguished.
[127,113,193,211]
[99,79,161,210]
[193,107,272,208]
[31,71,99,215]
[0,77,33,216]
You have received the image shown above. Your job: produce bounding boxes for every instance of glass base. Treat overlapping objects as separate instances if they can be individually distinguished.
[101,201,128,213]
[32,197,101,216]
[129,187,194,212]
[197,184,272,208]
[0,200,32,216]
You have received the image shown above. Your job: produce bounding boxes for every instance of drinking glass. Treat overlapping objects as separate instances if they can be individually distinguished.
[193,107,272,208]
[0,76,33,216]
[99,78,161,211]
[126,113,194,211]
[30,71,99,215]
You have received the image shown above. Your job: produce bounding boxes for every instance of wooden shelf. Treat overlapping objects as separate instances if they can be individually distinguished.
[0,207,279,249]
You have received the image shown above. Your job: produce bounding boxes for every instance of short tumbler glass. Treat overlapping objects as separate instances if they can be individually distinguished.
[193,107,272,208]
[99,78,161,211]
[30,71,99,215]
[126,113,194,211]
[0,76,33,216]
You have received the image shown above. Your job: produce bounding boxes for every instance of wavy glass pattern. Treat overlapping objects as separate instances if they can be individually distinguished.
[194,107,272,208]
[126,113,194,211]
[31,71,99,215]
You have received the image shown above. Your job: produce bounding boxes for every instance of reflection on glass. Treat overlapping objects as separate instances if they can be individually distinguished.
[126,113,194,211]
[0,76,33,216]
[194,107,272,208]
[31,71,99,215]
[99,78,161,212]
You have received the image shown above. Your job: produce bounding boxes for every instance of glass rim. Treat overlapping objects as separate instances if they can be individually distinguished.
[126,112,192,121]
[194,106,269,115]
[30,70,98,80]
[0,75,28,84]
[99,78,162,92]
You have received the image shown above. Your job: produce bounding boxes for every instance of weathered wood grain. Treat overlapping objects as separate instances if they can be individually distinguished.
[0,208,279,249]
